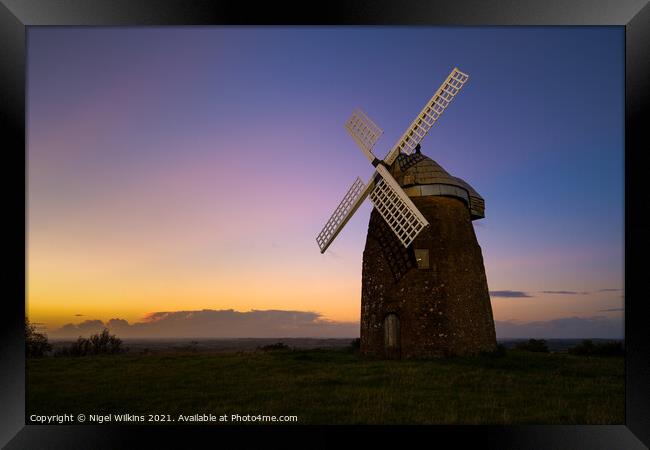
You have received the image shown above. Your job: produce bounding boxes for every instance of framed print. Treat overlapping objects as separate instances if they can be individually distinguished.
[1,0,648,448]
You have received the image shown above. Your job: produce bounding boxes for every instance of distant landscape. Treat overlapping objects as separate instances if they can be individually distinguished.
[44,309,624,340]
[47,337,624,354]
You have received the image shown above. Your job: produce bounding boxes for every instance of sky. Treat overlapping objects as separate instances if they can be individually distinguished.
[27,27,624,338]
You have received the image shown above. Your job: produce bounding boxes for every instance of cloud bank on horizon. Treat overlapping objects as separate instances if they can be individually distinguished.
[48,308,624,340]
[51,309,358,339]
[489,290,532,298]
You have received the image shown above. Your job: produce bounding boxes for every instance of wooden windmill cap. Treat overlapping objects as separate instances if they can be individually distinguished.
[391,152,485,220]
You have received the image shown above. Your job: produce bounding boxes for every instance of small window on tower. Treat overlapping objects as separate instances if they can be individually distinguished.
[414,249,429,269]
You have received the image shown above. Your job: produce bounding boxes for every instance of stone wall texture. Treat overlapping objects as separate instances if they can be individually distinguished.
[360,195,497,359]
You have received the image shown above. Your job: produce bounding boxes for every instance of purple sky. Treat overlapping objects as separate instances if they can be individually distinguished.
[27,27,624,338]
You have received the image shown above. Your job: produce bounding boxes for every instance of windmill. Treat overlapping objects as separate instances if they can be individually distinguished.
[316,67,497,359]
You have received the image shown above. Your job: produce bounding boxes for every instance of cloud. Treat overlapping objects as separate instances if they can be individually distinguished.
[489,290,532,298]
[50,309,359,339]
[598,288,622,292]
[106,318,130,331]
[597,308,624,312]
[540,290,589,295]
[495,316,623,339]
[74,314,85,317]
[56,320,105,337]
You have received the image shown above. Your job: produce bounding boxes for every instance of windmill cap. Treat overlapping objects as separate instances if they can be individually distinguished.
[391,152,485,220]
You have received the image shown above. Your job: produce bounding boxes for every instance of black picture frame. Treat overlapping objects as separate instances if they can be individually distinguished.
[2,1,648,448]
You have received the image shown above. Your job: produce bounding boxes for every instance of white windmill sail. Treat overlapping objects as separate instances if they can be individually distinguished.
[369,164,428,248]
[316,177,376,254]
[384,68,469,166]
[345,108,383,161]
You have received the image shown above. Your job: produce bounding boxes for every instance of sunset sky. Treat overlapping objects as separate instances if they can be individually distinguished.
[27,27,624,338]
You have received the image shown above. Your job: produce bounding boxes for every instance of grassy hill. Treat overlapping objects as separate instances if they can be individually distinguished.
[26,348,623,425]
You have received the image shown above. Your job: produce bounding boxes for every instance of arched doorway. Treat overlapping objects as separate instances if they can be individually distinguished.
[384,313,401,359]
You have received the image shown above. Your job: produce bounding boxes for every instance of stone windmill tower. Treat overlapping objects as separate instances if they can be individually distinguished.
[316,68,496,359]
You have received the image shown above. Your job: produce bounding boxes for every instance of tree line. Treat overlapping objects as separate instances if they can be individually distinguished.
[26,318,124,357]
[25,319,624,358]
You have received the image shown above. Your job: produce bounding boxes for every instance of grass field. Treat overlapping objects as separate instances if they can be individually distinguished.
[27,348,624,425]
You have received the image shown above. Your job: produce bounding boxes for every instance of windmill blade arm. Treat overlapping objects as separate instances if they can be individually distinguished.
[345,108,384,163]
[316,176,376,254]
[370,164,429,248]
[384,68,469,165]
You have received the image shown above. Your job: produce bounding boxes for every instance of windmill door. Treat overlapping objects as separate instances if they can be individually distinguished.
[384,313,401,359]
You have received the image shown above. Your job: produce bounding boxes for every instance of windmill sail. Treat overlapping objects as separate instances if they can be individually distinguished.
[385,68,469,165]
[316,177,375,253]
[370,165,429,248]
[345,109,383,161]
